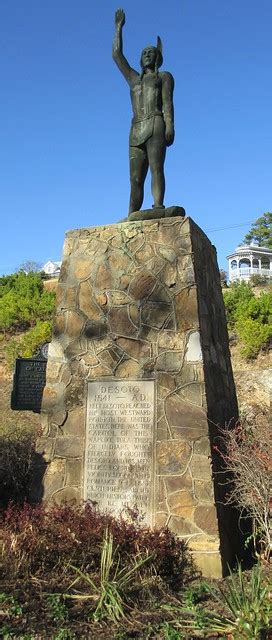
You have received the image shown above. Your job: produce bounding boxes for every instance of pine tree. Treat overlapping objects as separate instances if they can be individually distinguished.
[243,212,272,249]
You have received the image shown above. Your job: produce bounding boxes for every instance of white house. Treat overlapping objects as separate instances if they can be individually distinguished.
[226,242,272,283]
[42,260,62,278]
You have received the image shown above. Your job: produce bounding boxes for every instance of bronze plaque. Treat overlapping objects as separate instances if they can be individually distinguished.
[85,380,155,523]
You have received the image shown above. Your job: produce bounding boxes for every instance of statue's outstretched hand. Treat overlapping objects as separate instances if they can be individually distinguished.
[115,8,125,28]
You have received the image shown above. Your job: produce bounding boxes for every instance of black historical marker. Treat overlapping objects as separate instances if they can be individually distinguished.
[11,344,49,413]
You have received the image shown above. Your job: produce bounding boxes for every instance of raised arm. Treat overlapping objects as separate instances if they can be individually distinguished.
[161,72,175,146]
[113,8,133,83]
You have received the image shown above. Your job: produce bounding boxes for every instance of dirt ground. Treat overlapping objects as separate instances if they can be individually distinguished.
[1,565,271,639]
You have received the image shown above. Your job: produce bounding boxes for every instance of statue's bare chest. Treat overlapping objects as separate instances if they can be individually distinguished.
[130,73,162,117]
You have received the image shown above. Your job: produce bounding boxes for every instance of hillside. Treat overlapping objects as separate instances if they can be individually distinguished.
[1,348,269,435]
[0,275,270,431]
[0,271,56,442]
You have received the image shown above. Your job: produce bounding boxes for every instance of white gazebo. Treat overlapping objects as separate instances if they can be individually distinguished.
[226,242,272,283]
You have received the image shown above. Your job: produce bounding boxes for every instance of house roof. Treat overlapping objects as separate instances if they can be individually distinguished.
[42,260,61,270]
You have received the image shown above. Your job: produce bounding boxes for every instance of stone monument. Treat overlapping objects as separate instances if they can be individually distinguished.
[36,11,241,578]
[37,215,241,577]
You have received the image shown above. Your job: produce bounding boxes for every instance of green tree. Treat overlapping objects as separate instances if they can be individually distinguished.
[243,212,272,249]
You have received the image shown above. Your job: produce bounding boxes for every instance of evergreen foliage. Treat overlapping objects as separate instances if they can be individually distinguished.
[223,282,272,357]
[223,282,254,328]
[5,320,52,368]
[0,272,55,334]
[243,212,272,249]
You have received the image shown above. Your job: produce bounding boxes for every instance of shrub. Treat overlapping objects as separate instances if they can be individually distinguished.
[236,317,272,358]
[0,427,37,508]
[223,282,254,328]
[66,529,154,623]
[0,272,55,333]
[0,503,196,590]
[235,291,272,325]
[223,284,272,358]
[249,273,269,287]
[235,291,272,357]
[5,320,52,368]
[214,420,271,560]
[171,561,272,639]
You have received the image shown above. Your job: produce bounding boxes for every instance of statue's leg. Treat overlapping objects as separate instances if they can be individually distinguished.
[146,116,166,208]
[129,145,148,214]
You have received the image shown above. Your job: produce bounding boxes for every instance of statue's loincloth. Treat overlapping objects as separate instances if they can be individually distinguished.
[129,112,163,146]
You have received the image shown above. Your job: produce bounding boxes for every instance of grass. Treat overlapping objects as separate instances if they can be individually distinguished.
[163,561,272,639]
[64,529,153,622]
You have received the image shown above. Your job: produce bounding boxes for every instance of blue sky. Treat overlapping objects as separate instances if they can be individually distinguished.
[0,0,271,274]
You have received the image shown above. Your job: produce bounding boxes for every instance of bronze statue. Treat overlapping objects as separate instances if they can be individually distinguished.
[113,8,175,215]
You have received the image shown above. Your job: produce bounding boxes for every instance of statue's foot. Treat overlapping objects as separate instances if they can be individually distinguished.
[127,205,186,222]
[164,205,186,218]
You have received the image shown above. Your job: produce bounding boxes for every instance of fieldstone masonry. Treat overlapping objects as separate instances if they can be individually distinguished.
[37,216,240,577]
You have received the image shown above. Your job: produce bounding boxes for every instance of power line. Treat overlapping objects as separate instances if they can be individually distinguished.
[205,221,254,233]
[0,222,256,272]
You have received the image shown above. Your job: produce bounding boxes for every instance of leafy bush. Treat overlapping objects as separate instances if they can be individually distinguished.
[235,291,272,357]
[236,317,272,358]
[0,272,55,333]
[223,283,271,357]
[0,503,196,591]
[5,320,52,369]
[223,282,254,328]
[0,503,196,635]
[235,290,272,324]
[249,273,269,287]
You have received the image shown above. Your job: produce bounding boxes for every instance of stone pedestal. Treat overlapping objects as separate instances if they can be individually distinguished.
[37,216,240,577]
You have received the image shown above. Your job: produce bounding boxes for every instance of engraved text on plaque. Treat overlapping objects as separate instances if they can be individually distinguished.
[85,380,155,522]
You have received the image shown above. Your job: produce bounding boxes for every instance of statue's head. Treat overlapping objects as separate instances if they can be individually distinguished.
[140,37,163,72]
